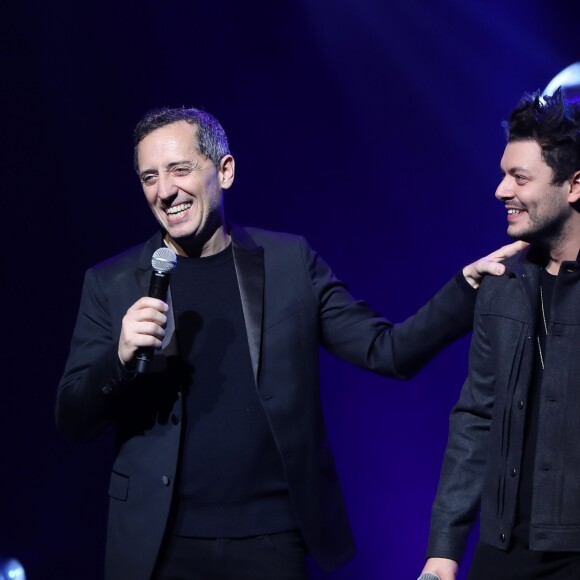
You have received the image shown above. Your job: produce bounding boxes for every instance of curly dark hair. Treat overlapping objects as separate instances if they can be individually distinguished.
[507,88,580,184]
[133,107,230,170]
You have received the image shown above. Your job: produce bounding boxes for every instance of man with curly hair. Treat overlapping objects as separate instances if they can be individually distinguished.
[422,89,580,579]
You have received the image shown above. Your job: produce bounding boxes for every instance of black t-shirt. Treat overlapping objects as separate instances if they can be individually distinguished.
[168,244,297,537]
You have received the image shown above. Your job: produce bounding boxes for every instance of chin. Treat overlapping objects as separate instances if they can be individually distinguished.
[166,223,197,239]
[507,226,529,241]
[508,228,542,246]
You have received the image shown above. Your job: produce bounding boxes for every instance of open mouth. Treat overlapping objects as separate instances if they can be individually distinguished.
[165,202,192,218]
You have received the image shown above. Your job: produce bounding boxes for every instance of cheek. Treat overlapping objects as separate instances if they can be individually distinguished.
[143,189,157,207]
[204,183,223,207]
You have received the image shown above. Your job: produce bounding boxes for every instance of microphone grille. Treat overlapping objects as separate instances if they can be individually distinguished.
[417,574,441,580]
[151,247,177,274]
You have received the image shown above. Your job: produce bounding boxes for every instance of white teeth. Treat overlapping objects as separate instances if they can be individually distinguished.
[166,203,192,215]
[507,209,522,214]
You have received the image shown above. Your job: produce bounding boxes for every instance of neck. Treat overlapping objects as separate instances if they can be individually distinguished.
[526,212,580,274]
[164,224,231,258]
[544,229,580,275]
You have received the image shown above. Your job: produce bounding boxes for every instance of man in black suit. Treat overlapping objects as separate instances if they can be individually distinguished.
[56,107,522,580]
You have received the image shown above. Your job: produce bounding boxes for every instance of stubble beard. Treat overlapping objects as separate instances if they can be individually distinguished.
[507,190,569,251]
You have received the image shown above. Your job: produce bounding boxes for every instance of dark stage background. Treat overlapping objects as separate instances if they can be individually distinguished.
[3,0,579,578]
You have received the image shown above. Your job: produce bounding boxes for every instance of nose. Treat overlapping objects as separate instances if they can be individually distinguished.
[495,176,514,202]
[157,172,178,201]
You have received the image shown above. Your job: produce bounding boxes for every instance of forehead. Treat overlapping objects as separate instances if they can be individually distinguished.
[137,121,200,169]
[501,140,547,172]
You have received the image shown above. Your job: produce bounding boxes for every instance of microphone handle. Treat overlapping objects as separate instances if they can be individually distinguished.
[147,270,171,299]
[135,271,171,374]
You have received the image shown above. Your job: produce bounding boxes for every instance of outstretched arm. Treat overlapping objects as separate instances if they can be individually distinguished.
[310,238,527,380]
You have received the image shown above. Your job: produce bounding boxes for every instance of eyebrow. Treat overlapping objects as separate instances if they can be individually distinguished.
[500,165,532,175]
[166,160,194,169]
[138,160,194,177]
[138,168,156,179]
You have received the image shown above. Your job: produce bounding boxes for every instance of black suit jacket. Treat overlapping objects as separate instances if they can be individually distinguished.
[57,225,475,579]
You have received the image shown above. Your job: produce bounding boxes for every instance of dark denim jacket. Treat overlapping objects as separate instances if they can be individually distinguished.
[428,247,580,562]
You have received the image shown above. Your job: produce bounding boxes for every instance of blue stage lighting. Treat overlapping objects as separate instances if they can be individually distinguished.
[543,62,580,103]
[0,558,26,580]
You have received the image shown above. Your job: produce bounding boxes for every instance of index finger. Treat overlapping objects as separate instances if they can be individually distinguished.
[129,296,169,312]
[485,240,528,262]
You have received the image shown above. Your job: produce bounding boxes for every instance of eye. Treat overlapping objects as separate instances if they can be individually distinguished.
[141,173,158,186]
[170,165,193,177]
[514,174,528,185]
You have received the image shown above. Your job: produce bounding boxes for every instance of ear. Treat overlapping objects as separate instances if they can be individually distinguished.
[218,155,235,190]
[567,170,580,203]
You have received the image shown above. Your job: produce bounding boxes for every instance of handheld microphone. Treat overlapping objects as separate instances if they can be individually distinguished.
[417,573,441,580]
[135,247,177,374]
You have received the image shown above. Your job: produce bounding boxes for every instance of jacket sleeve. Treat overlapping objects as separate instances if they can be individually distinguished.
[425,308,495,562]
[304,238,477,378]
[55,268,136,441]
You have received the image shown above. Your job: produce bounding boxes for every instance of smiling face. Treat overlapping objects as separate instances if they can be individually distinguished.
[137,121,235,256]
[495,139,573,247]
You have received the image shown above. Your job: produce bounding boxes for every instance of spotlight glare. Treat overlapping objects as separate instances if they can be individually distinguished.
[543,62,580,103]
[0,559,26,580]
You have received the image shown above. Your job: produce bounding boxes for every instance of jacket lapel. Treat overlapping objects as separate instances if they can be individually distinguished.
[508,245,546,320]
[231,225,265,386]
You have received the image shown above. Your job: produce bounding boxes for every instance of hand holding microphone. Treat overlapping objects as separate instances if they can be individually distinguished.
[118,247,177,374]
[418,557,458,580]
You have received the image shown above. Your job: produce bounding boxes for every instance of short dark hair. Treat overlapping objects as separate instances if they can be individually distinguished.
[507,88,580,184]
[133,107,230,170]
